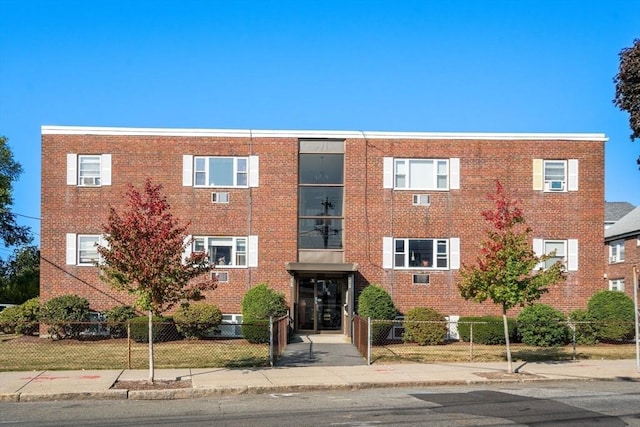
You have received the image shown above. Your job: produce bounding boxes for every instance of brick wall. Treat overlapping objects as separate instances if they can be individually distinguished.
[41,128,605,319]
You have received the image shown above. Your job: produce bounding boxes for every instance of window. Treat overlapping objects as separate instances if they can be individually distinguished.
[298,152,344,250]
[66,233,103,265]
[194,236,247,267]
[67,154,112,186]
[194,157,247,187]
[394,159,449,190]
[78,155,101,186]
[609,240,625,263]
[183,155,259,188]
[532,159,578,192]
[543,240,566,269]
[533,238,578,271]
[544,160,566,191]
[609,279,625,292]
[394,238,449,269]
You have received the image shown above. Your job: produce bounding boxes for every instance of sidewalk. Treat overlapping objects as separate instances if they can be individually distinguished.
[1,359,638,402]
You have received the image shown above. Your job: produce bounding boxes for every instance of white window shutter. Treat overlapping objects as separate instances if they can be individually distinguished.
[382,237,393,269]
[383,157,393,189]
[182,155,193,186]
[66,233,77,265]
[67,154,77,185]
[533,238,544,270]
[182,235,192,264]
[567,239,578,271]
[249,156,259,187]
[449,238,460,269]
[449,158,460,190]
[101,154,112,186]
[532,159,543,190]
[248,235,258,267]
[568,159,578,191]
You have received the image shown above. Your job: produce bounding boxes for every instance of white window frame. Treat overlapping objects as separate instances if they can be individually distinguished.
[194,156,247,188]
[192,236,257,268]
[533,159,578,192]
[609,240,625,263]
[393,159,450,191]
[393,238,450,270]
[66,233,102,266]
[543,240,566,269]
[533,238,578,271]
[67,153,112,186]
[609,279,625,292]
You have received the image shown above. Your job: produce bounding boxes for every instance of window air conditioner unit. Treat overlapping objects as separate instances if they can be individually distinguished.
[412,274,430,285]
[412,194,430,206]
[211,192,229,203]
[609,255,618,263]
[211,271,229,283]
[548,180,565,191]
[80,177,100,186]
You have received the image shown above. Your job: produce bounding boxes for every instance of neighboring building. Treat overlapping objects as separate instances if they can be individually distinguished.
[41,126,607,336]
[605,206,640,299]
[605,201,635,229]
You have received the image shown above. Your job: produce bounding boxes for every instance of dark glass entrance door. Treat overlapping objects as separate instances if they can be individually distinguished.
[297,277,344,332]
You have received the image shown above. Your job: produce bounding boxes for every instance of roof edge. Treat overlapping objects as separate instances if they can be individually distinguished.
[41,125,608,141]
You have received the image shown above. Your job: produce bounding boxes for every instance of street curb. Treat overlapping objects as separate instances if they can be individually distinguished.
[2,375,633,402]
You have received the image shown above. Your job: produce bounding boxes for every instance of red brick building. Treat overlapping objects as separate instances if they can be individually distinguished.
[605,206,640,300]
[41,126,607,335]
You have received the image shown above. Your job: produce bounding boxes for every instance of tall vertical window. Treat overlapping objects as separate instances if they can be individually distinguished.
[298,149,344,250]
[544,240,566,269]
[78,155,101,186]
[609,240,625,263]
[78,235,101,265]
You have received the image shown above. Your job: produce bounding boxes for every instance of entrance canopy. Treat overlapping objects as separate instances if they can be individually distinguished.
[285,262,359,273]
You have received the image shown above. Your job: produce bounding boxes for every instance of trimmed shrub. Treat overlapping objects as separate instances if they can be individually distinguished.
[458,316,517,345]
[587,290,635,342]
[357,284,397,344]
[105,305,138,338]
[402,307,447,345]
[241,283,288,343]
[0,297,40,335]
[516,304,569,347]
[568,308,597,345]
[129,315,180,343]
[173,303,223,339]
[40,295,90,339]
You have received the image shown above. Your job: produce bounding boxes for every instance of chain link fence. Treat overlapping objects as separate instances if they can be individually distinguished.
[354,316,637,365]
[0,316,291,371]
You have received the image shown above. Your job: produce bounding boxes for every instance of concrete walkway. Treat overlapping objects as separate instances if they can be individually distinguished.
[275,333,366,367]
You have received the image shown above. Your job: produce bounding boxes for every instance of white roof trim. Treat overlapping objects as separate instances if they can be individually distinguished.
[41,125,608,141]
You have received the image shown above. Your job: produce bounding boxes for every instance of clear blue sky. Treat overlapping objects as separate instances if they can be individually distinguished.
[1,0,639,255]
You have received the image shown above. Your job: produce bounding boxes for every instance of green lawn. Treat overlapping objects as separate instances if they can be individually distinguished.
[0,335,270,371]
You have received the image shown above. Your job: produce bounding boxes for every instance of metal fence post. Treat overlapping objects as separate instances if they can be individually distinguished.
[571,322,577,361]
[469,323,474,362]
[367,317,372,365]
[269,316,274,367]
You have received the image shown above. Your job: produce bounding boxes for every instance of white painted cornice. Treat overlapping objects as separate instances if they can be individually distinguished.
[41,125,608,141]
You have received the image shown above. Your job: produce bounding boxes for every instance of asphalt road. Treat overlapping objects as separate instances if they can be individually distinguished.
[1,380,639,426]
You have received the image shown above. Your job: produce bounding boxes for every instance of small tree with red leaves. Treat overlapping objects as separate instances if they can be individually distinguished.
[458,181,565,373]
[97,179,215,381]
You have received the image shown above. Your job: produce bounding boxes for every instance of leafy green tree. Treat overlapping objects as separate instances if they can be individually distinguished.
[587,290,635,342]
[0,136,31,247]
[458,181,565,372]
[613,39,640,167]
[97,178,216,381]
[0,246,39,304]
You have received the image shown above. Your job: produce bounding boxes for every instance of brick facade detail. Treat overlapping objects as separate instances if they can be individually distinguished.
[41,127,607,321]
